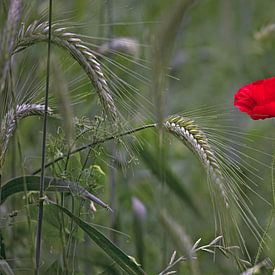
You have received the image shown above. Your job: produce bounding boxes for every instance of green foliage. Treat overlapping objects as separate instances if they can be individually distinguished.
[1,0,275,274]
[0,175,110,209]
[135,138,200,215]
[49,203,145,274]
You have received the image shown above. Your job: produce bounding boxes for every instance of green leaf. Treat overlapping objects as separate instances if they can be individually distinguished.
[0,260,14,275]
[0,175,110,209]
[47,203,146,275]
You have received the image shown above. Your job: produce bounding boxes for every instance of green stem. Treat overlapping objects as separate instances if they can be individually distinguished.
[35,0,52,273]
[32,123,157,175]
[58,199,69,274]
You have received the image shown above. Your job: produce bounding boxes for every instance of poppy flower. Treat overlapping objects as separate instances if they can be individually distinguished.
[234,76,275,120]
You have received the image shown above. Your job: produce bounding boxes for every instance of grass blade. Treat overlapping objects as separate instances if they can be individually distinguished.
[48,203,146,275]
[0,175,110,210]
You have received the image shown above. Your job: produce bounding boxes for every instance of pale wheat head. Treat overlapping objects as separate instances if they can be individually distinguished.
[14,21,118,122]
[0,103,52,170]
[163,115,228,207]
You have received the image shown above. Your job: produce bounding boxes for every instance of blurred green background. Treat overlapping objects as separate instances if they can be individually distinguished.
[2,0,275,274]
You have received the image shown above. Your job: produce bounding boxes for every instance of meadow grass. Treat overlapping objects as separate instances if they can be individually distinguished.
[1,1,275,274]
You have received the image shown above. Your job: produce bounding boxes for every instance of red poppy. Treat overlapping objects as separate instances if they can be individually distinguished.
[234,76,275,120]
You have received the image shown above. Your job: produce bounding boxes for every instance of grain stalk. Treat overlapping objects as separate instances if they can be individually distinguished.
[35,1,53,272]
[163,115,264,261]
[32,123,157,175]
[0,103,52,171]
[163,115,229,207]
[28,112,261,258]
[14,21,118,122]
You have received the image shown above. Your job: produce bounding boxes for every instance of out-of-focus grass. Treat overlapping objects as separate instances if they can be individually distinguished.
[1,0,275,274]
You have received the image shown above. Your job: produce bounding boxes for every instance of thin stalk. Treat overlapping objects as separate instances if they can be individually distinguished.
[57,174,68,274]
[35,0,52,273]
[59,140,79,265]
[105,0,117,242]
[65,197,75,259]
[10,55,35,269]
[17,138,35,268]
[65,140,96,268]
[59,197,69,274]
[32,123,157,175]
[62,135,79,269]
[72,238,78,275]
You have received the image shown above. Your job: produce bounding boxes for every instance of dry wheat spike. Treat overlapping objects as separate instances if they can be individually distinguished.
[163,115,265,257]
[14,21,118,122]
[163,115,229,207]
[0,103,52,169]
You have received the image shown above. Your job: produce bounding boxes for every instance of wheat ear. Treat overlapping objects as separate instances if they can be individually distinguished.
[0,104,52,169]
[163,115,229,207]
[14,21,118,122]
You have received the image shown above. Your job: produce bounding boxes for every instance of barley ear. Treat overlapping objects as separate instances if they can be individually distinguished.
[14,21,118,122]
[0,104,52,170]
[163,115,229,208]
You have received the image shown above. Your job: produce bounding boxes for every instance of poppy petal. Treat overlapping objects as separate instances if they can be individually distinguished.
[252,102,275,120]
[234,76,275,120]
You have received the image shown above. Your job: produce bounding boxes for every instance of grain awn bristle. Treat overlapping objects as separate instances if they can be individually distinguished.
[0,103,52,169]
[164,115,229,207]
[14,21,118,122]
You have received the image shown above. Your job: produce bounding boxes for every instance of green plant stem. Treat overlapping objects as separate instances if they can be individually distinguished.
[59,198,69,274]
[71,148,93,271]
[105,0,117,243]
[17,138,35,267]
[32,124,157,175]
[11,62,35,269]
[35,0,52,273]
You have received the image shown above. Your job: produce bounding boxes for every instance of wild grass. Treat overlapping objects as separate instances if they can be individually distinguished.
[1,0,275,274]
[0,103,51,171]
[15,20,119,122]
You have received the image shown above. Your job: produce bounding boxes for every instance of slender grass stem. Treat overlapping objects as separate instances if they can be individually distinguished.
[32,123,157,175]
[9,66,36,268]
[35,0,52,273]
[59,196,69,274]
[105,0,117,243]
[17,137,35,268]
